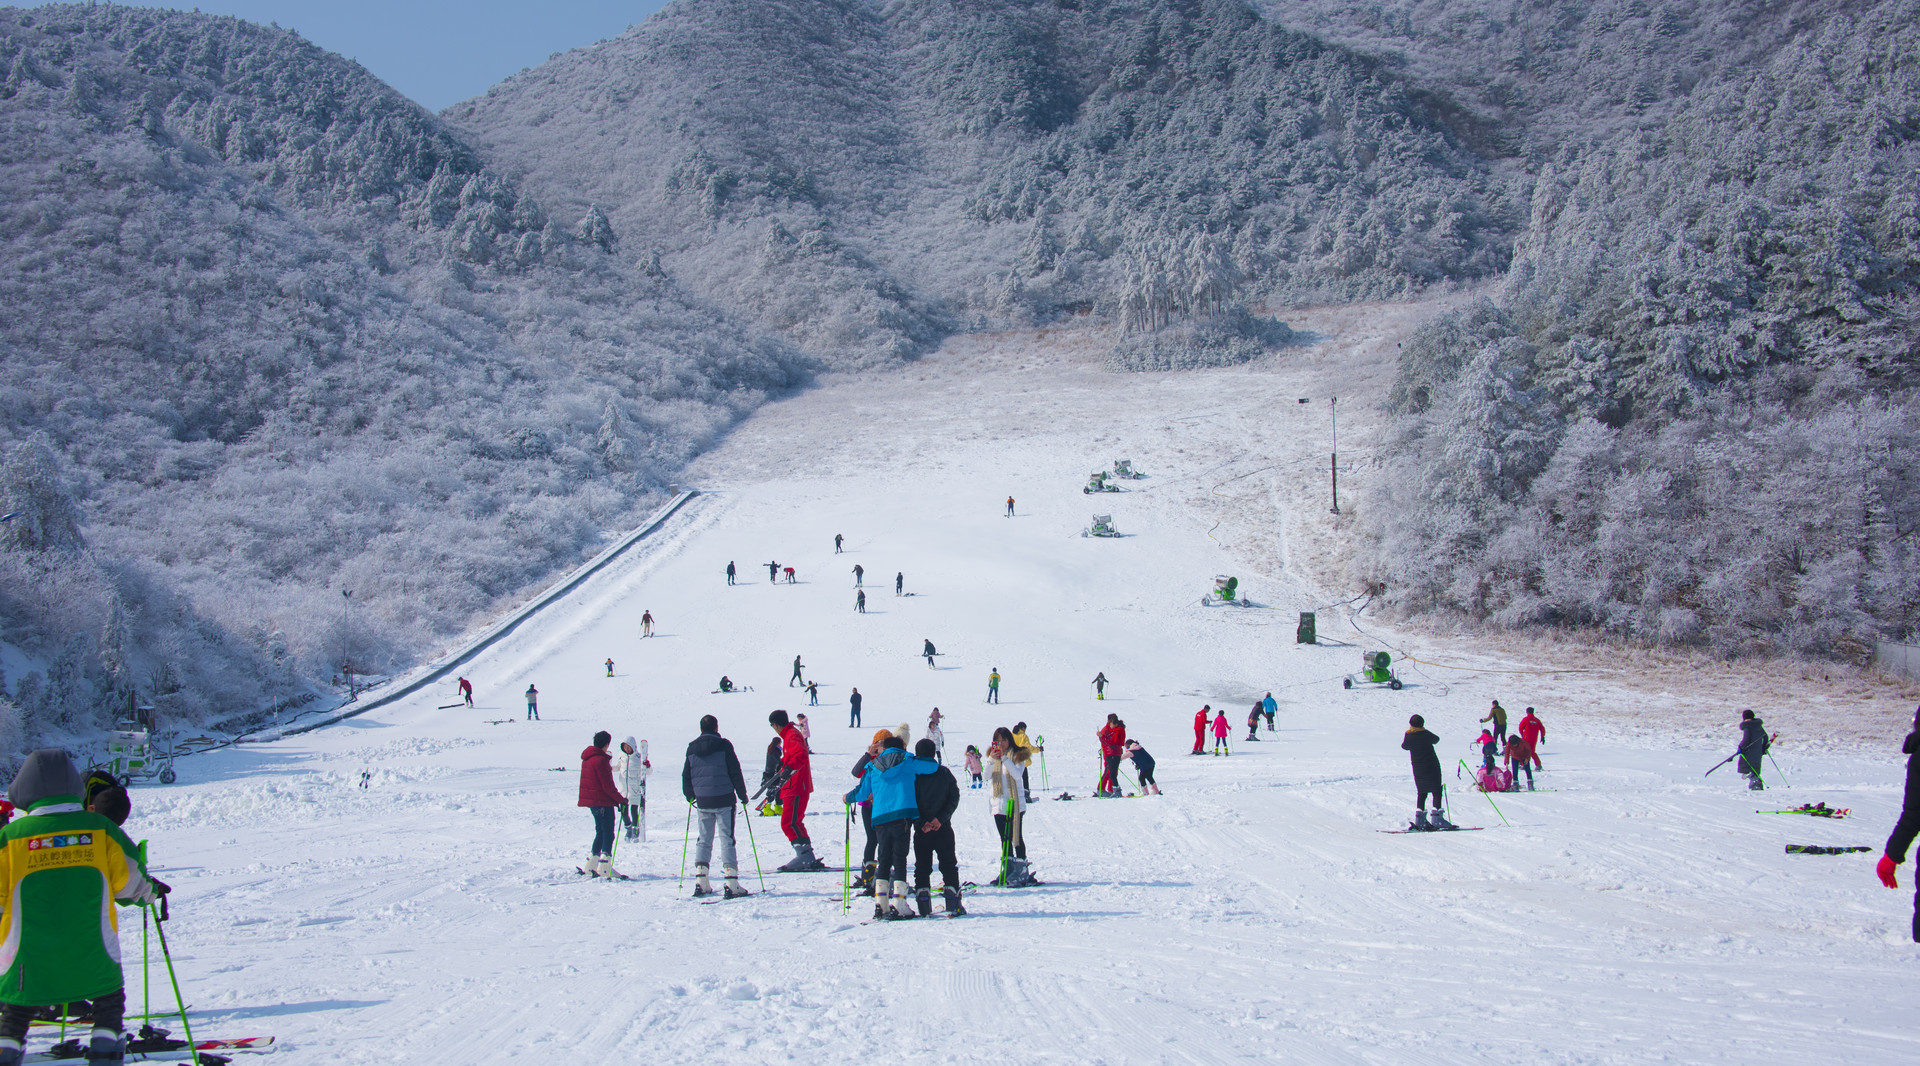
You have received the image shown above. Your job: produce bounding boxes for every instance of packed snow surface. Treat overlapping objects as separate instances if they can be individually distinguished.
[125,320,1919,1064]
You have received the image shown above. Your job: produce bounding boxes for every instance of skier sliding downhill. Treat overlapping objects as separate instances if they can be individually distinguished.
[641,610,654,637]
[923,639,937,669]
[1093,672,1108,699]
[458,676,474,707]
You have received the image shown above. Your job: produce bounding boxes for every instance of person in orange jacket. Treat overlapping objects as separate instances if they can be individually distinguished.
[1192,705,1211,755]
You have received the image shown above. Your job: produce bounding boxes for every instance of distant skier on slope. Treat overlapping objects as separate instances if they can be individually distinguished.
[852,563,864,586]
[641,610,654,637]
[726,560,736,585]
[896,572,904,596]
[1261,692,1276,732]
[578,731,627,878]
[784,566,797,584]
[1093,672,1108,699]
[986,668,1001,704]
[1504,732,1535,791]
[856,589,867,613]
[1211,708,1231,756]
[807,680,820,705]
[927,708,946,764]
[1736,710,1770,791]
[1875,706,1920,941]
[525,684,540,721]
[766,560,780,583]
[849,687,863,728]
[771,710,828,871]
[1481,700,1509,747]
[718,675,737,694]
[1192,705,1210,755]
[791,655,805,688]
[1401,715,1453,830]
[1005,496,1015,517]
[682,715,752,899]
[458,676,474,708]
[1477,729,1499,777]
[606,658,615,677]
[923,639,937,669]
[615,737,650,841]
[1245,701,1262,742]
[1517,708,1546,768]
[835,533,844,554]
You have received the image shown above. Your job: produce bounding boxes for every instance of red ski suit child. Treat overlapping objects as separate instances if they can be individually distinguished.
[776,722,814,844]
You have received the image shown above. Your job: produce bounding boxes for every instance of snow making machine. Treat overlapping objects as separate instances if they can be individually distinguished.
[1082,514,1120,538]
[1343,651,1403,690]
[1084,470,1123,494]
[101,724,178,785]
[1203,575,1249,607]
[1111,458,1146,479]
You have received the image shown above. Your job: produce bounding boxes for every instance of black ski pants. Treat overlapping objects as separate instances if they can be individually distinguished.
[3,989,126,1049]
[913,823,960,892]
[1416,782,1443,810]
[874,819,911,882]
[1136,765,1156,788]
[860,804,877,865]
[994,811,1027,859]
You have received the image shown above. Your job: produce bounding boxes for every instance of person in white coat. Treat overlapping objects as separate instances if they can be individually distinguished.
[615,736,651,841]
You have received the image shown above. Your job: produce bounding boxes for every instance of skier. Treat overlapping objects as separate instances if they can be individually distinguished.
[1245,701,1262,742]
[790,655,805,688]
[681,714,752,899]
[615,736,651,841]
[895,572,904,596]
[770,710,828,871]
[963,745,984,788]
[835,533,844,554]
[525,683,540,721]
[605,658,615,678]
[1126,740,1160,795]
[458,676,474,708]
[797,713,813,752]
[766,560,780,583]
[641,610,654,637]
[1192,705,1211,755]
[1005,496,1015,517]
[578,731,627,878]
[1736,709,1770,791]
[756,734,783,816]
[1092,672,1108,699]
[1481,700,1509,747]
[1402,714,1453,830]
[0,750,161,1066]
[1875,707,1920,941]
[910,738,965,916]
[1262,692,1277,732]
[1012,722,1041,802]
[784,566,797,584]
[849,687,863,728]
[986,668,1001,704]
[1504,732,1535,791]
[807,681,820,706]
[927,708,946,763]
[843,734,924,919]
[1476,729,1499,778]
[718,676,736,694]
[1211,708,1231,756]
[1097,713,1127,795]
[856,589,867,613]
[1517,708,1546,767]
[359,770,370,789]
[923,639,937,669]
[984,728,1030,869]
[726,560,736,585]
[850,731,886,896]
[852,563,864,586]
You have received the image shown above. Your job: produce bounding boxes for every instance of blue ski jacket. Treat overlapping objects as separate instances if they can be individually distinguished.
[844,747,935,825]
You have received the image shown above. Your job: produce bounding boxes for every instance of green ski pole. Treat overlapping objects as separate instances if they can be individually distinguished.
[1036,734,1048,789]
[151,894,201,1066]
[1458,759,1509,826]
[738,801,765,891]
[842,803,852,914]
[677,802,693,888]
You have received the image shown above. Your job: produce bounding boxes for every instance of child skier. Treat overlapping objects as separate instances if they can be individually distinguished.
[796,713,813,751]
[807,681,819,706]
[0,750,161,1066]
[1126,740,1160,795]
[1211,708,1231,755]
[1477,729,1499,776]
[1093,672,1108,699]
[963,745,984,788]
[926,709,946,764]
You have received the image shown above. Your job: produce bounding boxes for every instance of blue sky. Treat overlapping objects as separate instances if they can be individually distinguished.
[108,1,673,111]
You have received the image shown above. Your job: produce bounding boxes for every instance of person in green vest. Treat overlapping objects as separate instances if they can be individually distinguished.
[0,749,162,1066]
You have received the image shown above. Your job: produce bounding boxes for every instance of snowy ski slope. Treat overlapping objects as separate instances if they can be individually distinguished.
[122,313,1920,1064]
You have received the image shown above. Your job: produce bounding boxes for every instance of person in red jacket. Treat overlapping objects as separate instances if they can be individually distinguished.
[1096,713,1127,796]
[771,710,830,871]
[1504,733,1536,791]
[1192,705,1211,755]
[578,730,627,878]
[1516,708,1546,768]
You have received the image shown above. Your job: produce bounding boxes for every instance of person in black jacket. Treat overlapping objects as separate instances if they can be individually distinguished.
[1736,710,1770,790]
[1876,707,1920,941]
[1402,715,1453,830]
[682,715,752,898]
[909,739,964,916]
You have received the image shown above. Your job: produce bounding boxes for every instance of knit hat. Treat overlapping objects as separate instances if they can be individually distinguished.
[872,729,893,747]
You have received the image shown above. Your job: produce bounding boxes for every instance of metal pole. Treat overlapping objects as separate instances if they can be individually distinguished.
[741,801,765,891]
[1329,397,1340,515]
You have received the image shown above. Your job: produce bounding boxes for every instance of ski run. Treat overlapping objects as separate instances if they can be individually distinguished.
[102,315,1920,1063]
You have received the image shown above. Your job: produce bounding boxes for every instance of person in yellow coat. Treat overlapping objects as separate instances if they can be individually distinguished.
[0,750,161,1066]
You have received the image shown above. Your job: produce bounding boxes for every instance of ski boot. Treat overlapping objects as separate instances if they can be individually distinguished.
[942,886,967,916]
[797,840,832,871]
[89,1031,125,1066]
[722,865,750,899]
[1430,808,1455,830]
[852,862,877,896]
[624,823,641,843]
[693,863,713,897]
[1411,810,1430,831]
[888,880,916,920]
[916,886,933,917]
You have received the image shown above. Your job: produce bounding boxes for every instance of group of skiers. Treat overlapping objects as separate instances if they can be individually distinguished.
[1189,695,1278,756]
[1471,701,1547,792]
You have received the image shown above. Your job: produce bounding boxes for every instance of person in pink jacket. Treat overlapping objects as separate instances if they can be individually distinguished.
[1211,708,1232,756]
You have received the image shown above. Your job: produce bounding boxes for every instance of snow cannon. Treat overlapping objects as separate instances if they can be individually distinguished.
[1204,575,1245,606]
[1112,458,1145,479]
[1083,514,1119,538]
[102,725,177,785]
[1342,651,1402,690]
[1084,470,1122,494]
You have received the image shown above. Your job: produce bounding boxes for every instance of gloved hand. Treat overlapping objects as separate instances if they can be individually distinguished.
[151,877,172,896]
[1878,854,1900,889]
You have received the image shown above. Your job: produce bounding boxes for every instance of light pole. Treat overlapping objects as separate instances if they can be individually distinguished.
[1297,399,1340,514]
[341,589,355,698]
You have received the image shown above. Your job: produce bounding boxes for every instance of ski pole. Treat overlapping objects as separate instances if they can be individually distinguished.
[151,893,201,1066]
[1036,735,1048,789]
[142,904,151,1023]
[1459,760,1509,826]
[1767,753,1791,788]
[741,800,765,892]
[842,803,852,914]
[678,802,693,888]
[1704,753,1738,777]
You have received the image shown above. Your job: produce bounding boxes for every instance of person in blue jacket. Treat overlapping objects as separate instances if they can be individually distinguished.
[1261,692,1277,732]
[844,735,934,920]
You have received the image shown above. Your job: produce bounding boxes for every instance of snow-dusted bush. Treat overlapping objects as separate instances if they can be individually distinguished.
[1107,307,1296,372]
